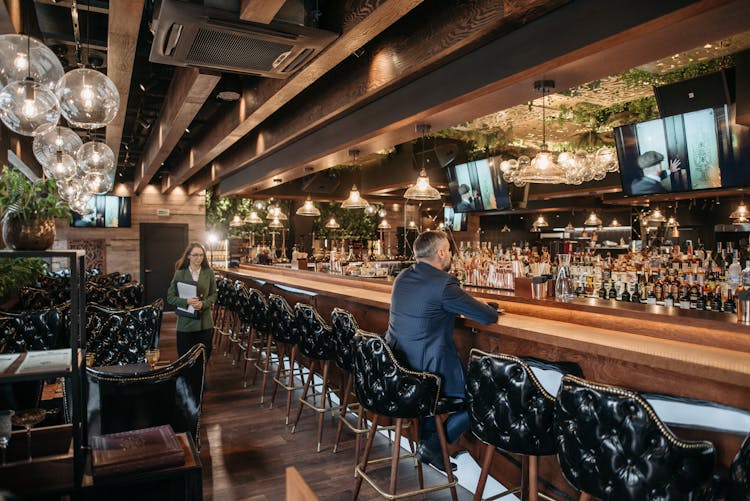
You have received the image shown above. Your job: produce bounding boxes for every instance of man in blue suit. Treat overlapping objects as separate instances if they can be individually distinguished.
[385,230,499,472]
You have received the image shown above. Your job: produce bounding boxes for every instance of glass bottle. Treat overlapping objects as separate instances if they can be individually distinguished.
[555,253,574,300]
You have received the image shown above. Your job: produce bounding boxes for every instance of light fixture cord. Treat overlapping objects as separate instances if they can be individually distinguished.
[541,84,547,147]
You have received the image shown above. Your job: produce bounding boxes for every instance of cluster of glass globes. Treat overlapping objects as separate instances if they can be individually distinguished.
[0,34,120,214]
[496,146,619,187]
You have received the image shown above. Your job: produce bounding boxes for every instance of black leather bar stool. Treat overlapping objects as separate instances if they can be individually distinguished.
[730,432,750,501]
[330,308,370,463]
[290,303,339,452]
[352,331,459,501]
[554,374,717,501]
[242,287,270,388]
[264,294,303,422]
[212,276,232,350]
[229,283,252,366]
[221,280,242,357]
[466,349,582,501]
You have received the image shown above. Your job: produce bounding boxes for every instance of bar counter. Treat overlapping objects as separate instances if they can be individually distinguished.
[223,264,749,498]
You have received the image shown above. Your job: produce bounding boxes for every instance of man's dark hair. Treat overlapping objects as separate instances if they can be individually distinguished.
[414,230,448,259]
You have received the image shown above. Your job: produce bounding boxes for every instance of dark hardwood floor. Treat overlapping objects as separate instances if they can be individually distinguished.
[160,313,474,500]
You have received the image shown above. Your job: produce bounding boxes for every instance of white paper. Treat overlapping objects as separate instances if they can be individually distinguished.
[16,349,71,375]
[0,353,20,373]
[176,281,198,316]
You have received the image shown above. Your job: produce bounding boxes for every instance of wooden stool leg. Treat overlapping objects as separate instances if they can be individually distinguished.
[353,414,380,501]
[389,418,403,496]
[579,494,592,501]
[252,332,269,386]
[315,361,331,452]
[354,407,365,471]
[333,372,352,454]
[270,343,288,408]
[434,414,458,501]
[263,343,284,405]
[284,346,299,425]
[415,418,424,490]
[527,455,539,501]
[474,443,495,501]
[242,328,257,388]
[291,360,316,433]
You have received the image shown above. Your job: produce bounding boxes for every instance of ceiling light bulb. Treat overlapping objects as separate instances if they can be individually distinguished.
[13,52,27,71]
[22,97,36,118]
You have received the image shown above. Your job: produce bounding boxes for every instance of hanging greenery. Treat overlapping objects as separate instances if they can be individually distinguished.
[312,202,377,240]
[205,187,291,239]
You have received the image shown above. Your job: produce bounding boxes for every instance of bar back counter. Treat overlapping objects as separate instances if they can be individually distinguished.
[223,264,750,499]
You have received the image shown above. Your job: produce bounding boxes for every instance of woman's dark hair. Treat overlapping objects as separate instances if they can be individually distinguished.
[175,242,209,270]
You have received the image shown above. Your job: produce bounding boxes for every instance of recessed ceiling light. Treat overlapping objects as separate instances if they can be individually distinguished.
[217,90,241,101]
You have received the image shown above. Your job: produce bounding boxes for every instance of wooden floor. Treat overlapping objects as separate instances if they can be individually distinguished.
[160,313,474,500]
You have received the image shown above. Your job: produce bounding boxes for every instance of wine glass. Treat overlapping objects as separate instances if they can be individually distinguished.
[145,348,160,370]
[0,410,14,465]
[12,408,46,462]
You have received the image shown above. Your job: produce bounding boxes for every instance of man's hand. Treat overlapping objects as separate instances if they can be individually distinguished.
[668,158,681,173]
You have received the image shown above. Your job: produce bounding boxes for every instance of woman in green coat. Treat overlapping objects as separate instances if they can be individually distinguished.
[167,242,217,359]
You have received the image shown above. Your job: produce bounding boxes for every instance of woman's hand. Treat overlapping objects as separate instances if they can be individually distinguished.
[188,296,203,310]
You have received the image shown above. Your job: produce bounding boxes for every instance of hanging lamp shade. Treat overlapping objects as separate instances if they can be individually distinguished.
[564,222,575,232]
[733,216,749,225]
[244,211,263,224]
[325,217,340,229]
[647,208,666,223]
[404,168,441,200]
[730,201,748,219]
[55,68,119,129]
[534,215,549,227]
[584,211,602,227]
[516,147,568,184]
[44,151,77,180]
[76,140,115,175]
[229,215,243,227]
[69,196,94,216]
[0,34,64,91]
[83,168,114,195]
[501,224,511,232]
[0,78,60,136]
[666,216,680,227]
[609,218,621,227]
[296,196,321,216]
[378,219,391,230]
[268,217,283,229]
[341,184,369,209]
[33,126,83,166]
[266,205,288,220]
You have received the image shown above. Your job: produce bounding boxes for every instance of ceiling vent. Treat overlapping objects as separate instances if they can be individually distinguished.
[150,0,338,79]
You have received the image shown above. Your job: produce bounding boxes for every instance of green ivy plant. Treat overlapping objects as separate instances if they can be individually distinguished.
[0,166,70,222]
[0,257,47,300]
[312,202,377,240]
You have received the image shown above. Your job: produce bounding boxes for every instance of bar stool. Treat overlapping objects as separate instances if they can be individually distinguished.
[466,349,582,501]
[229,283,251,366]
[242,287,270,388]
[211,276,231,348]
[290,303,339,452]
[330,308,370,462]
[554,375,717,500]
[264,294,303,422]
[730,433,750,501]
[352,331,459,501]
[222,281,242,357]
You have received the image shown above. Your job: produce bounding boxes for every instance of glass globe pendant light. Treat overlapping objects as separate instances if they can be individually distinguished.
[0,78,60,136]
[33,126,83,166]
[84,168,115,195]
[56,67,119,129]
[44,150,77,180]
[57,177,86,202]
[76,140,115,175]
[0,34,64,91]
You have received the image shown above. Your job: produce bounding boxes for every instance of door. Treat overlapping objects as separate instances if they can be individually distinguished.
[140,223,189,311]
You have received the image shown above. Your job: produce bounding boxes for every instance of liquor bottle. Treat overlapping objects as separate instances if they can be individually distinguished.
[725,290,736,314]
[598,281,607,299]
[743,260,750,288]
[631,282,641,303]
[711,284,723,312]
[646,284,657,305]
[654,277,664,303]
[728,250,742,292]
[695,287,706,310]
[608,281,617,300]
[621,286,631,302]
[689,282,700,309]
[663,287,674,308]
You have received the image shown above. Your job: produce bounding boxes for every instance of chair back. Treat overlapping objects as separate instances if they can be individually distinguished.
[216,276,232,309]
[730,433,750,501]
[330,308,358,372]
[294,303,334,360]
[466,349,582,456]
[267,294,299,344]
[83,343,206,442]
[38,275,69,305]
[554,374,715,500]
[0,306,64,353]
[18,287,54,310]
[247,288,269,334]
[352,331,440,419]
[236,284,253,326]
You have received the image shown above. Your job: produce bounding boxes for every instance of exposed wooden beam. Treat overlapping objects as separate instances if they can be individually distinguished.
[3,0,21,33]
[133,67,220,194]
[164,0,424,193]
[105,0,143,173]
[0,0,16,34]
[217,0,750,196]
[239,0,285,24]
[8,136,41,179]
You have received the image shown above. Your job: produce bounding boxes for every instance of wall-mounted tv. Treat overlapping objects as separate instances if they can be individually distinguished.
[615,104,750,196]
[71,195,132,228]
[443,207,467,231]
[445,157,510,212]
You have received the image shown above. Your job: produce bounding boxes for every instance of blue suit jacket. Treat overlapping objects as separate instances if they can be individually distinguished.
[385,262,499,397]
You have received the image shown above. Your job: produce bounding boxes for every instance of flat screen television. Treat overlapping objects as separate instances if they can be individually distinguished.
[445,157,510,212]
[443,207,467,231]
[615,104,750,196]
[71,195,132,228]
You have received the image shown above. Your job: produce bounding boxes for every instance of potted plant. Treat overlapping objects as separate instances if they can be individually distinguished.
[0,165,71,250]
[0,257,47,307]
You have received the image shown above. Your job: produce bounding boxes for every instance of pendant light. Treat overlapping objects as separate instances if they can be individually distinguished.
[501,224,511,232]
[268,217,284,229]
[534,215,549,228]
[609,218,621,227]
[77,140,115,176]
[584,211,602,227]
[33,126,83,167]
[515,80,568,185]
[244,211,263,224]
[341,149,369,209]
[564,222,575,232]
[647,208,666,223]
[230,215,243,227]
[325,217,340,229]
[0,78,60,136]
[378,219,391,229]
[44,150,77,180]
[730,201,748,220]
[296,195,321,216]
[83,169,114,195]
[0,34,64,91]
[266,204,288,220]
[404,124,441,201]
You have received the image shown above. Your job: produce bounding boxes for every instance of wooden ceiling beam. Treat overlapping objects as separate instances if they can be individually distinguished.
[133,67,220,193]
[215,0,750,197]
[164,0,424,193]
[0,0,16,34]
[105,0,143,173]
[239,0,285,24]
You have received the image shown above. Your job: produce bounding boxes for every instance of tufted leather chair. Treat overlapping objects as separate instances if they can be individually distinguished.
[223,281,244,359]
[86,282,144,310]
[554,374,716,501]
[466,349,583,501]
[330,308,370,459]
[217,280,241,357]
[290,303,338,452]
[264,294,303,422]
[246,288,272,388]
[84,299,163,366]
[352,331,459,501]
[230,284,253,368]
[212,276,233,349]
[18,287,54,310]
[38,275,70,305]
[0,307,64,353]
[78,343,206,447]
[730,433,750,501]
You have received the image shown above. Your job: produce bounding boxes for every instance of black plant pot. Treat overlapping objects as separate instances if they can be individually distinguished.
[2,217,56,250]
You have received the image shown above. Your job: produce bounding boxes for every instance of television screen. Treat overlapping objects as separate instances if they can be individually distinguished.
[71,195,132,228]
[443,207,467,231]
[445,157,510,212]
[616,104,750,196]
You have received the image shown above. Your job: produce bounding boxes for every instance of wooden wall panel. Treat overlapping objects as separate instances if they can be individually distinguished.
[53,184,206,279]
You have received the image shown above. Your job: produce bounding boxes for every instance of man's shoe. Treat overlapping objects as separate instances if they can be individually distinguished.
[416,441,457,473]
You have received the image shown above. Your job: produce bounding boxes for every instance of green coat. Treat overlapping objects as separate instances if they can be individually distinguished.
[166,267,217,332]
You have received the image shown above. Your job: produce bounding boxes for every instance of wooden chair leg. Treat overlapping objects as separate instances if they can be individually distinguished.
[291,360,316,433]
[388,418,403,496]
[333,373,352,454]
[474,443,495,501]
[270,343,288,408]
[262,342,283,405]
[354,407,365,470]
[315,361,331,452]
[434,414,458,501]
[415,418,424,490]
[283,346,299,425]
[252,332,270,386]
[242,328,257,388]
[353,414,379,501]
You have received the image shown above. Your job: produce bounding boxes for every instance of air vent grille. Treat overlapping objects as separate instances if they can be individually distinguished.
[187,28,294,71]
[282,48,314,73]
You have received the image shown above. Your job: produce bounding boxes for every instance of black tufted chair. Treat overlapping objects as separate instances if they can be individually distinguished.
[38,275,70,305]
[212,276,233,350]
[290,303,338,452]
[264,294,303,422]
[0,307,64,353]
[84,299,163,366]
[218,281,241,357]
[330,308,370,461]
[466,349,583,501]
[352,331,459,501]
[75,343,206,448]
[246,288,272,388]
[224,281,245,360]
[18,287,54,310]
[554,374,716,501]
[730,433,750,501]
